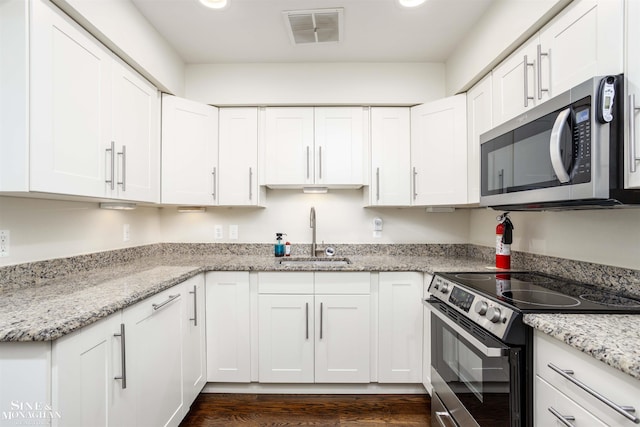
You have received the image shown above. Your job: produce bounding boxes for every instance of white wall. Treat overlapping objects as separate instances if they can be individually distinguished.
[469,208,640,270]
[160,190,470,246]
[0,196,161,266]
[445,0,570,94]
[51,0,185,95]
[186,63,445,106]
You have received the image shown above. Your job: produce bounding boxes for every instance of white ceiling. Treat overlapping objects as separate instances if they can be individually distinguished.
[130,0,495,64]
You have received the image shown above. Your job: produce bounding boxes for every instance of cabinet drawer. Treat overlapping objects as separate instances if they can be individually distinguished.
[535,376,607,426]
[535,330,640,426]
[258,272,314,294]
[314,272,370,294]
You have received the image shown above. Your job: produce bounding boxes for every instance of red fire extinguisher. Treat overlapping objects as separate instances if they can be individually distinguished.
[496,212,514,270]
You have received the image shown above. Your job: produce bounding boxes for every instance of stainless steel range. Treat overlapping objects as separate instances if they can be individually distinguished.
[426,271,640,427]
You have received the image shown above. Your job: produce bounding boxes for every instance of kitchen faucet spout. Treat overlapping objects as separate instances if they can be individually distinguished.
[310,206,316,257]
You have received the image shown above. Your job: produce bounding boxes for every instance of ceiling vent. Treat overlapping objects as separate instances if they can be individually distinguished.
[283,8,344,45]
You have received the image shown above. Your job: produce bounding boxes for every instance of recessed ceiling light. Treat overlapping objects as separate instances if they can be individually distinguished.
[398,0,427,7]
[198,0,228,10]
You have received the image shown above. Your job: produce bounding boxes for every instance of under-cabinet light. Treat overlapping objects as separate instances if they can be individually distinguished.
[302,187,329,194]
[99,202,137,210]
[177,206,207,213]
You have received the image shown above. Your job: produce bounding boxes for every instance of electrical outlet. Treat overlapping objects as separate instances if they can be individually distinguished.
[0,230,9,257]
[123,224,130,242]
[214,225,224,239]
[229,225,238,240]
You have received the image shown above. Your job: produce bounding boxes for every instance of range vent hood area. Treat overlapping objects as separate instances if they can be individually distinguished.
[283,8,343,45]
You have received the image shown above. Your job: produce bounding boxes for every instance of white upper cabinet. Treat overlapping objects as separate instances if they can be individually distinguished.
[161,95,218,205]
[625,0,640,189]
[492,0,623,126]
[110,62,160,202]
[411,95,467,206]
[6,0,161,202]
[263,107,365,188]
[492,37,540,126]
[369,107,411,206]
[218,107,261,206]
[30,0,112,198]
[466,75,493,205]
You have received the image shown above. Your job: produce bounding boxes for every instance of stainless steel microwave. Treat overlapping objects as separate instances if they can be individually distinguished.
[479,75,640,210]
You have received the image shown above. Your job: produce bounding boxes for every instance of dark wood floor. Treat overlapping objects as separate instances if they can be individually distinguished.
[179,393,431,426]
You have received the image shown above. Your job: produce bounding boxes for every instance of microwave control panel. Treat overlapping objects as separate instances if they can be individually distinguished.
[571,105,592,184]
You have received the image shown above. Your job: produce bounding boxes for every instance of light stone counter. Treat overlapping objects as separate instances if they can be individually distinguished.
[524,313,640,381]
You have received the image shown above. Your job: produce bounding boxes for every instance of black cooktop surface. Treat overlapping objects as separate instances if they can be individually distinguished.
[435,271,640,313]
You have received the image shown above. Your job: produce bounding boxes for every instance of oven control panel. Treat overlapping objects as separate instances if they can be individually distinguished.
[429,275,516,340]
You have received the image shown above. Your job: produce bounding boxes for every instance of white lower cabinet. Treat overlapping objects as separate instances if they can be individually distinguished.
[257,272,371,384]
[205,272,251,382]
[181,275,207,410]
[534,329,640,426]
[51,275,204,427]
[422,274,433,394]
[378,272,423,383]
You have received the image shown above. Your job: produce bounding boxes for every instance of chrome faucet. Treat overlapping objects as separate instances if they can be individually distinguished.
[310,206,316,257]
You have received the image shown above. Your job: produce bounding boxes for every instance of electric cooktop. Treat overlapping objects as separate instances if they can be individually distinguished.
[434,271,640,313]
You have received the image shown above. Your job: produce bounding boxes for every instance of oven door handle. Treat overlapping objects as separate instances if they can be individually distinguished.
[549,107,572,183]
[434,410,458,427]
[431,306,507,358]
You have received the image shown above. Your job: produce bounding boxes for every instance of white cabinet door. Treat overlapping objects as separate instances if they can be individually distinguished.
[539,0,623,99]
[370,107,411,206]
[466,75,493,205]
[161,95,218,205]
[625,0,640,188]
[378,272,423,383]
[314,107,365,186]
[111,61,160,203]
[258,294,315,383]
[315,295,370,383]
[52,312,125,427]
[122,288,183,427]
[411,95,467,206]
[30,0,111,198]
[218,108,259,205]
[264,107,314,186]
[205,272,251,382]
[181,274,206,409]
[492,36,540,126]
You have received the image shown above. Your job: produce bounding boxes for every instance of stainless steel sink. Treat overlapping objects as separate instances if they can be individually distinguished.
[278,257,351,267]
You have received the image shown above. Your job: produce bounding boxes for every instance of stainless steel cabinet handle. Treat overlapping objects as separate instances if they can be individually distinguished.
[548,363,640,423]
[248,167,253,201]
[412,167,418,200]
[113,323,127,389]
[318,146,323,180]
[305,302,309,339]
[212,167,217,200]
[434,411,457,427]
[629,94,640,173]
[306,146,310,180]
[537,44,549,100]
[117,145,127,191]
[152,294,180,311]
[106,141,115,190]
[548,407,575,427]
[523,55,535,108]
[319,302,323,340]
[189,285,198,326]
[376,168,380,201]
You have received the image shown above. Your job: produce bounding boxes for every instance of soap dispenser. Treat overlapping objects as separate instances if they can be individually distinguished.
[274,233,286,257]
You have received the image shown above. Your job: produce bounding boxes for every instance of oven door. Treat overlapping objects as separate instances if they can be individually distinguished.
[430,303,524,427]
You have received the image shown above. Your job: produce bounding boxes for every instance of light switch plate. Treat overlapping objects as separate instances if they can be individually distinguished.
[0,230,10,257]
[229,225,238,240]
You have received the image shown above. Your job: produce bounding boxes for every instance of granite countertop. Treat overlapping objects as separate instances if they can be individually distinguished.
[2,246,639,384]
[524,313,640,382]
[0,253,491,342]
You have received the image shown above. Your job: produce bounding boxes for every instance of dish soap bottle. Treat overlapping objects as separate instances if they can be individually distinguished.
[285,240,291,256]
[274,233,285,257]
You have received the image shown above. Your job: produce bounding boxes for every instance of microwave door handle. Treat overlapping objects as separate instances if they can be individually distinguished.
[549,107,572,183]
[430,305,506,358]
